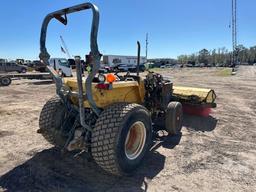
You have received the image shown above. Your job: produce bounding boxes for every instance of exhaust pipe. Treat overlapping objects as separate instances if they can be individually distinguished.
[136,41,141,77]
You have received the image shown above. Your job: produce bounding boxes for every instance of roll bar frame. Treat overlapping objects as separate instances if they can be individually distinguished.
[39,2,101,115]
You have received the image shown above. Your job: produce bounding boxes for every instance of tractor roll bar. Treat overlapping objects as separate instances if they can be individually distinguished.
[39,2,101,115]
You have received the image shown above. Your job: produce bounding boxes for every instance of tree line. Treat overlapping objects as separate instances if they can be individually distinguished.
[177,45,256,66]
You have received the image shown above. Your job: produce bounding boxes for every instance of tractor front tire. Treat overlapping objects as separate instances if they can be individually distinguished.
[91,103,152,176]
[165,101,183,135]
[39,96,67,147]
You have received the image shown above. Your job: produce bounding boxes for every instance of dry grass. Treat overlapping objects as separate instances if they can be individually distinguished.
[216,67,232,76]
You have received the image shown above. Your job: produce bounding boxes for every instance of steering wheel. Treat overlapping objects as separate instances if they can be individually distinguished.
[114,70,136,81]
[114,71,124,81]
[124,71,130,77]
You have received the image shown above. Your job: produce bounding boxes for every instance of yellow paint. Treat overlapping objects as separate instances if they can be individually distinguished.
[173,86,216,104]
[63,77,216,109]
[63,77,145,108]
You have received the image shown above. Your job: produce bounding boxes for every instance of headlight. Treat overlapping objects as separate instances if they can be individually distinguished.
[98,74,106,83]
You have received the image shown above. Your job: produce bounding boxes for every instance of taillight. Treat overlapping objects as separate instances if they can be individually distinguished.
[95,83,109,89]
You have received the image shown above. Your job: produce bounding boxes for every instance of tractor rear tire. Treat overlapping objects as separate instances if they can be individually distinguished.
[91,103,152,176]
[165,101,183,135]
[39,96,67,147]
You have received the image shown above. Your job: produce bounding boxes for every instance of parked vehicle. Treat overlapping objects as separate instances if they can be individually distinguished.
[49,58,73,77]
[160,64,174,68]
[144,62,154,69]
[0,62,27,73]
[199,63,205,67]
[113,64,129,72]
[16,59,25,65]
[139,64,146,72]
[153,62,163,68]
[165,64,175,68]
[33,60,48,72]
[103,55,146,67]
[185,63,193,67]
[128,64,146,72]
[127,64,136,71]
[216,63,224,67]
[0,59,7,64]
[114,63,145,72]
[24,60,32,66]
[68,59,76,69]
[99,65,112,73]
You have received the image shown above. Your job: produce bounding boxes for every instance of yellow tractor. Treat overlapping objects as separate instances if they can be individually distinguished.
[38,2,216,175]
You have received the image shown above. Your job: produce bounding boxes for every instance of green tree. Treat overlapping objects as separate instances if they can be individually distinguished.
[198,49,210,64]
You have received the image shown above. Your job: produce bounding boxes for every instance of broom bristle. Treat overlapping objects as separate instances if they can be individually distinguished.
[182,104,212,117]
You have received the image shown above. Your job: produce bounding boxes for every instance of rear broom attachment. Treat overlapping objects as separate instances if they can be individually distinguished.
[172,86,217,117]
[182,104,212,117]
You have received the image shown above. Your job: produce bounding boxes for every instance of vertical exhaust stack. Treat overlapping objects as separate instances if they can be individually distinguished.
[136,41,141,77]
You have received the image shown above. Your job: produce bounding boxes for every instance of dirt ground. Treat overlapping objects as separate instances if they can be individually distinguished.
[0,66,255,192]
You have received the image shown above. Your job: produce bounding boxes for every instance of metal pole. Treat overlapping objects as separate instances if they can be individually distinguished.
[145,33,148,61]
[232,0,237,67]
[60,35,72,58]
[75,56,91,131]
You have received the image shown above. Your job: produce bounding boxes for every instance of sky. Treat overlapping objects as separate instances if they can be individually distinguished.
[0,0,255,60]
